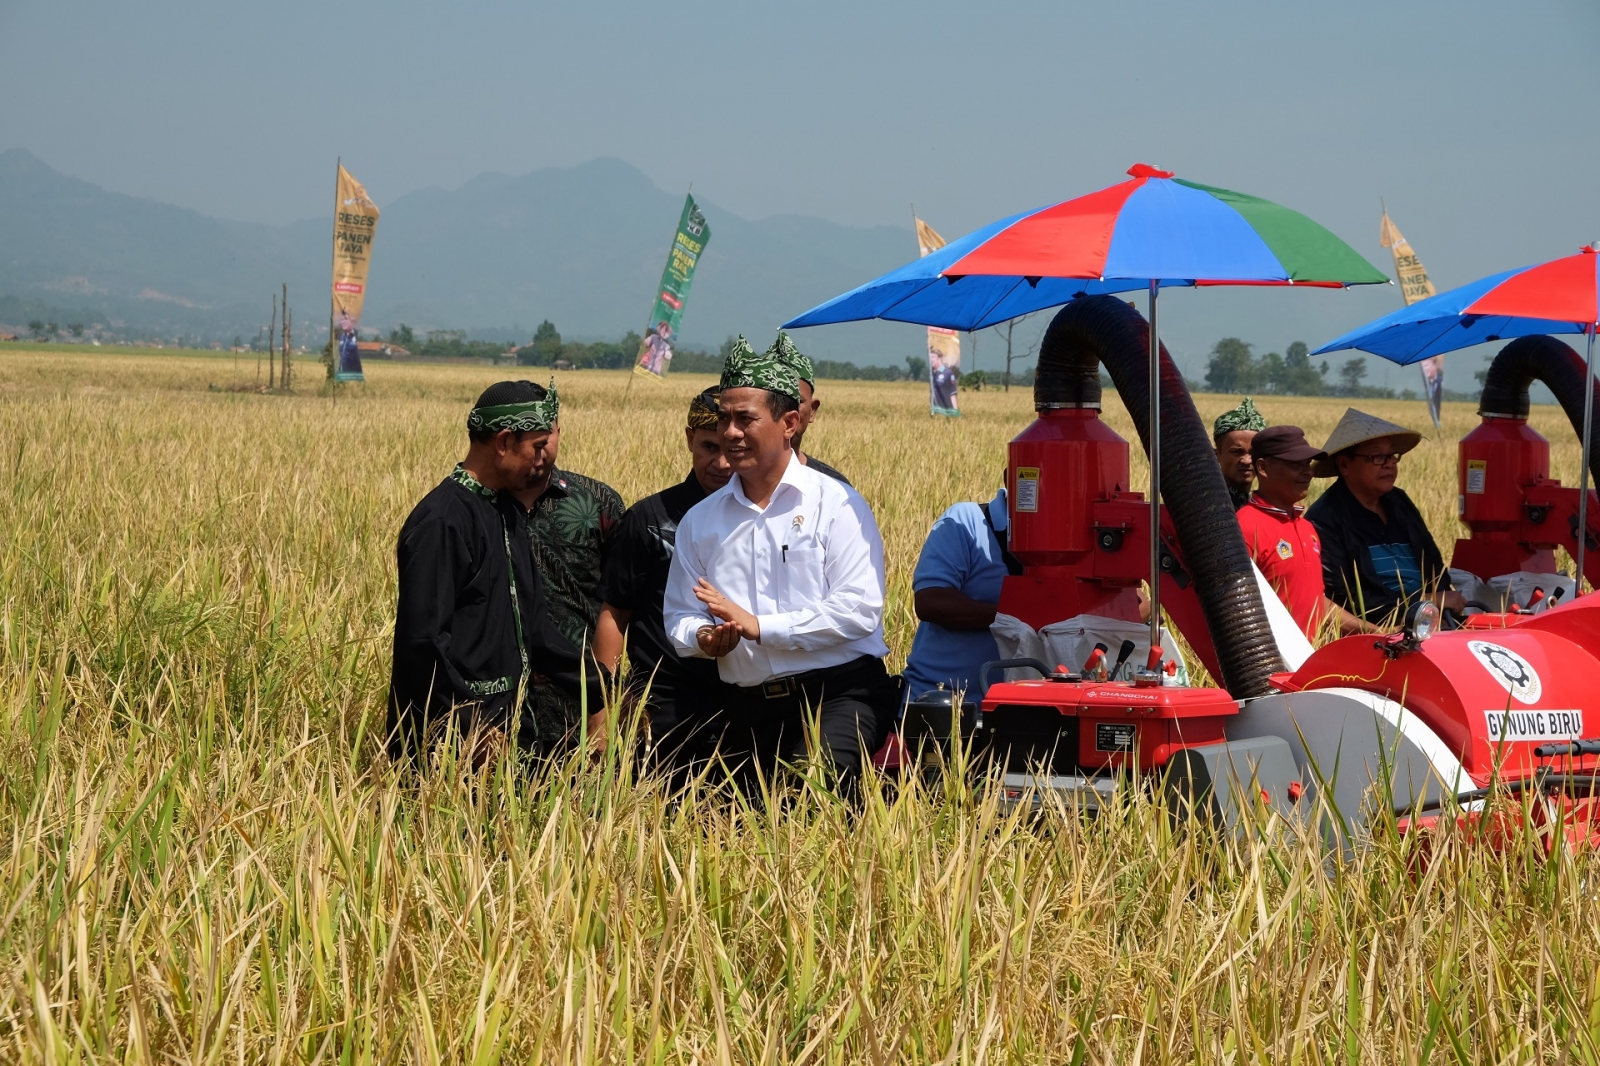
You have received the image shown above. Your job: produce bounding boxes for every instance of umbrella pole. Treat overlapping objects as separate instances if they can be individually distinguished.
[1578,323,1597,595]
[1147,280,1163,671]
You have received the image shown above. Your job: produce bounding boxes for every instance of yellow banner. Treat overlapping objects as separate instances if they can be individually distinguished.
[1381,208,1442,427]
[1380,210,1436,305]
[332,165,381,381]
[916,217,961,415]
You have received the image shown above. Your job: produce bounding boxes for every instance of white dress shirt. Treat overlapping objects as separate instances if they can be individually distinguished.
[664,453,889,686]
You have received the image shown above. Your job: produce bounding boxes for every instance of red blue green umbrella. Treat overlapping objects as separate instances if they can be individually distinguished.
[783,164,1387,332]
[784,164,1387,676]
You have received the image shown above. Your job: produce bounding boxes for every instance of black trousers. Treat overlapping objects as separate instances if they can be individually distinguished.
[720,656,898,797]
[638,676,732,785]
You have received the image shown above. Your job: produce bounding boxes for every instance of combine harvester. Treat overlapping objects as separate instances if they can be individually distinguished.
[951,296,1600,843]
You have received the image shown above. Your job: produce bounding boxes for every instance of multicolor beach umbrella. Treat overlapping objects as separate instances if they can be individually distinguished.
[785,163,1386,678]
[783,164,1387,332]
[1316,245,1600,590]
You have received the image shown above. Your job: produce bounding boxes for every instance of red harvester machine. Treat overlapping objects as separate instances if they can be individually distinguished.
[962,301,1600,843]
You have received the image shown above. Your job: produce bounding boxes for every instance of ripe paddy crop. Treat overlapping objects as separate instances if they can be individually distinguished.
[3,347,1600,1063]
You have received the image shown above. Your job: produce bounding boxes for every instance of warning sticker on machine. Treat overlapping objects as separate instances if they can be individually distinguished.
[1466,459,1487,494]
[1095,722,1137,752]
[1483,709,1583,743]
[1015,467,1040,513]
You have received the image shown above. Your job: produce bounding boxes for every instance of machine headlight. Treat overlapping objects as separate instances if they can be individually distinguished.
[1406,600,1440,643]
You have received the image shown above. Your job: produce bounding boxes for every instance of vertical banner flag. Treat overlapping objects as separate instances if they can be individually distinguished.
[1380,208,1442,427]
[634,194,711,379]
[332,165,380,382]
[916,216,961,417]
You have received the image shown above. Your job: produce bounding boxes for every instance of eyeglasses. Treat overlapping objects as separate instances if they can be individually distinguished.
[1349,451,1402,467]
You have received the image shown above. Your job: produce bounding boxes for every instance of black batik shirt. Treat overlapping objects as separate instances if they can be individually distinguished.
[596,473,723,700]
[1305,478,1452,625]
[389,468,547,757]
[524,468,626,648]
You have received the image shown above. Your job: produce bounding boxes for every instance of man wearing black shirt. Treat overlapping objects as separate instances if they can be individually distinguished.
[594,388,732,766]
[389,381,578,761]
[1306,408,1464,625]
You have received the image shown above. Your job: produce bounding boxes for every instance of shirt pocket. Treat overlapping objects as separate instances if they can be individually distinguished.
[778,547,826,610]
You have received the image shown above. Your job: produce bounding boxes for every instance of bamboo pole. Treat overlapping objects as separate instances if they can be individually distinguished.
[268,294,277,390]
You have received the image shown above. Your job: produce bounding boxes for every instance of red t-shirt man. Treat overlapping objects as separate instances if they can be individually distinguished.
[1238,426,1379,640]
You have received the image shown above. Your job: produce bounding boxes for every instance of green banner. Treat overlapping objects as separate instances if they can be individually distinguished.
[634,194,710,378]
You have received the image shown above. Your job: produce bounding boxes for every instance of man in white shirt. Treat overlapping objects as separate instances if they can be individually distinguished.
[664,337,896,796]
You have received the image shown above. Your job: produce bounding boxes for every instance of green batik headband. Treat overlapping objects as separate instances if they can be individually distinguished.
[767,331,814,386]
[1213,395,1265,438]
[467,379,559,433]
[720,336,801,402]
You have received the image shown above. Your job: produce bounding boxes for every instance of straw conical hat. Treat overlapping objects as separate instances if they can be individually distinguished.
[1311,408,1423,477]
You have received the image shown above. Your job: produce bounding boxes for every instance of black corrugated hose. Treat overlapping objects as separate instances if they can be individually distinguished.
[1034,296,1286,698]
[1479,335,1600,488]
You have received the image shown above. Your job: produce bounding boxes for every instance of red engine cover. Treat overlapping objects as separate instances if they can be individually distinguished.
[1282,595,1600,783]
[981,678,1238,771]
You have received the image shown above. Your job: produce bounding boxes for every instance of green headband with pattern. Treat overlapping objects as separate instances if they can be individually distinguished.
[687,387,721,430]
[719,336,801,402]
[767,331,814,386]
[467,379,559,433]
[1213,396,1265,439]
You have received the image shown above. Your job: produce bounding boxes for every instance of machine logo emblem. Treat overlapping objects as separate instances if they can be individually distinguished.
[1467,640,1542,704]
[1275,539,1293,560]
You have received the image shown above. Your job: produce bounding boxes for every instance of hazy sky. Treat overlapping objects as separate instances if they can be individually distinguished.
[3,0,1597,383]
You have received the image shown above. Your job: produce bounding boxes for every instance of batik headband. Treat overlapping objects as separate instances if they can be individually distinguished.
[719,336,801,402]
[766,331,814,387]
[687,387,721,430]
[1213,396,1265,438]
[466,379,559,433]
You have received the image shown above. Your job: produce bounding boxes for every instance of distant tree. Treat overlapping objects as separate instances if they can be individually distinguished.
[1273,340,1326,395]
[27,319,44,338]
[904,354,928,382]
[517,320,561,366]
[389,323,415,347]
[233,335,242,349]
[68,323,84,339]
[1257,351,1285,391]
[46,322,58,337]
[1339,357,1368,395]
[1204,337,1256,393]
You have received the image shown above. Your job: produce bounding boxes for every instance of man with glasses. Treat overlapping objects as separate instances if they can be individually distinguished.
[1305,409,1463,626]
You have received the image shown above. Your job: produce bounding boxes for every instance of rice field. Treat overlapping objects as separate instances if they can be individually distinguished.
[3,346,1600,1063]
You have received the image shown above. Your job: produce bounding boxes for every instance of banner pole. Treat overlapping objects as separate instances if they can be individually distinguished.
[329,158,340,395]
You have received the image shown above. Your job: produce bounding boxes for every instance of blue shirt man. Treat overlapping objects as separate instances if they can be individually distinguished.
[903,488,1013,700]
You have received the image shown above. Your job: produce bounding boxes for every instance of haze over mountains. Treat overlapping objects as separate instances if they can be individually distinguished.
[0,147,1433,380]
[0,147,928,362]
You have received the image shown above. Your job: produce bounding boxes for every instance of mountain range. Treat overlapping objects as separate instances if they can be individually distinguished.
[0,148,929,361]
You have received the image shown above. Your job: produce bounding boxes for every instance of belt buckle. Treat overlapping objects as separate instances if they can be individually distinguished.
[762,678,793,699]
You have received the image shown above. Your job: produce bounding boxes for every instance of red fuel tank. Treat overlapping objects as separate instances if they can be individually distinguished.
[1007,408,1129,567]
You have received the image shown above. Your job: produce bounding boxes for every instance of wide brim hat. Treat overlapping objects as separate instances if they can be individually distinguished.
[1311,408,1423,478]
